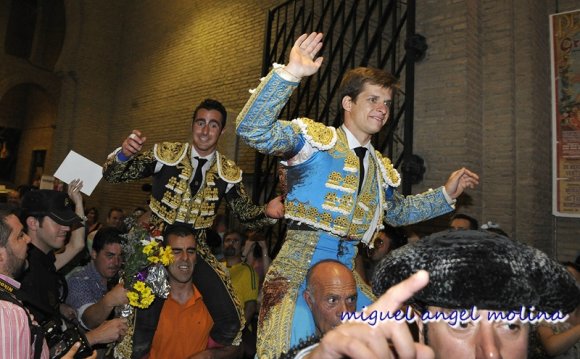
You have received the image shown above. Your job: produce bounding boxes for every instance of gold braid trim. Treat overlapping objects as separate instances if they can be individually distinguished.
[293,118,337,150]
[196,230,245,346]
[375,150,401,188]
[257,231,319,358]
[153,142,189,166]
[113,310,135,358]
[353,270,376,302]
[216,152,242,184]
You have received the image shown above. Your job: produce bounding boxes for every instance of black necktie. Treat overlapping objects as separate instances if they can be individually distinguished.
[354,147,367,194]
[190,157,207,195]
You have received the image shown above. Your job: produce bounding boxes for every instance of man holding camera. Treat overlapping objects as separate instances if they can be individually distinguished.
[17,189,128,353]
[0,204,101,358]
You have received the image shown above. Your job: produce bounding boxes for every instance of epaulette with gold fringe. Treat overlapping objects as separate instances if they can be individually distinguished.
[375,150,401,188]
[153,142,189,166]
[216,152,242,184]
[292,117,337,150]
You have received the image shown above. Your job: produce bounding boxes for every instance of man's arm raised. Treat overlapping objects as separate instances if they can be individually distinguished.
[282,32,324,80]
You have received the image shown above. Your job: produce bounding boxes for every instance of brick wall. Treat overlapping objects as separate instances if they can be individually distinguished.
[46,1,125,214]
[2,0,578,260]
[411,0,580,259]
[547,0,580,260]
[0,0,62,187]
[54,0,273,215]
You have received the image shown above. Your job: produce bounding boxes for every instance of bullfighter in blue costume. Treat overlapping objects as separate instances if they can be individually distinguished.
[236,32,479,358]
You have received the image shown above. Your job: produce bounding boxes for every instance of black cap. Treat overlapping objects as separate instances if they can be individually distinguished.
[21,190,81,226]
[372,229,580,315]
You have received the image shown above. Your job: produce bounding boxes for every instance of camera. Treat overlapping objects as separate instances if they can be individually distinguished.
[42,318,93,359]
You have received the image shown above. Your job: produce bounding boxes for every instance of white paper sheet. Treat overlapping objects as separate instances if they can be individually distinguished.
[53,150,103,196]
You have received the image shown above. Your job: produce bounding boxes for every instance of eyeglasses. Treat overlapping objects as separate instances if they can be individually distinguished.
[223,237,240,244]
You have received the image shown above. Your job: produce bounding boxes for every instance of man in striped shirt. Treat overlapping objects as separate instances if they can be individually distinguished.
[0,205,97,359]
[0,205,48,359]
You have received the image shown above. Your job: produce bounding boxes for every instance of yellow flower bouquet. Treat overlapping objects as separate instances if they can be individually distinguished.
[114,220,173,358]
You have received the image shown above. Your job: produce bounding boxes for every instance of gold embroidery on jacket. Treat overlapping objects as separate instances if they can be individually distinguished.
[154,142,189,165]
[295,117,336,148]
[217,153,242,183]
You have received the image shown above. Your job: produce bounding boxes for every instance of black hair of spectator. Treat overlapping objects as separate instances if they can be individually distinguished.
[163,223,196,246]
[86,206,99,219]
[0,204,19,247]
[108,207,123,218]
[92,227,124,252]
[205,228,222,248]
[379,225,408,251]
[450,213,479,230]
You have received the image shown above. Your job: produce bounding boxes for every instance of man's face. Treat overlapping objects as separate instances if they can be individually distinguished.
[92,243,122,280]
[425,308,529,359]
[107,210,123,229]
[3,214,30,278]
[167,234,197,284]
[450,218,472,230]
[86,209,97,223]
[191,108,224,157]
[342,83,392,143]
[305,263,358,335]
[7,191,20,206]
[370,232,392,261]
[223,232,241,258]
[31,216,70,253]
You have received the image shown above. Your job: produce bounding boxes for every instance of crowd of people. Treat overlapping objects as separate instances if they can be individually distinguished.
[0,32,578,359]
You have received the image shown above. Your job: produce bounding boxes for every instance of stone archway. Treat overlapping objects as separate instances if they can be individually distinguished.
[0,83,57,187]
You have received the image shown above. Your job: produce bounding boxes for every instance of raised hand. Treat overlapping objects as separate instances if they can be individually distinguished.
[444,167,479,199]
[121,129,147,158]
[67,178,84,206]
[284,32,324,79]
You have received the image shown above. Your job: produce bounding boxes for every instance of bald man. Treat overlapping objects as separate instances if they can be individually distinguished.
[303,260,357,335]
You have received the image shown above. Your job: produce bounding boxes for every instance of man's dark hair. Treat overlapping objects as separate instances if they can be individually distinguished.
[92,227,123,253]
[86,207,99,220]
[0,204,19,248]
[108,207,123,218]
[450,213,479,230]
[379,225,408,251]
[223,230,243,245]
[163,223,196,245]
[192,98,227,129]
[338,67,399,108]
[205,228,222,249]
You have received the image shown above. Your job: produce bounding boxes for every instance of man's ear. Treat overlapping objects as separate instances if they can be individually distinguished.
[26,217,38,231]
[341,95,353,112]
[90,249,97,261]
[304,290,314,310]
[0,247,7,265]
